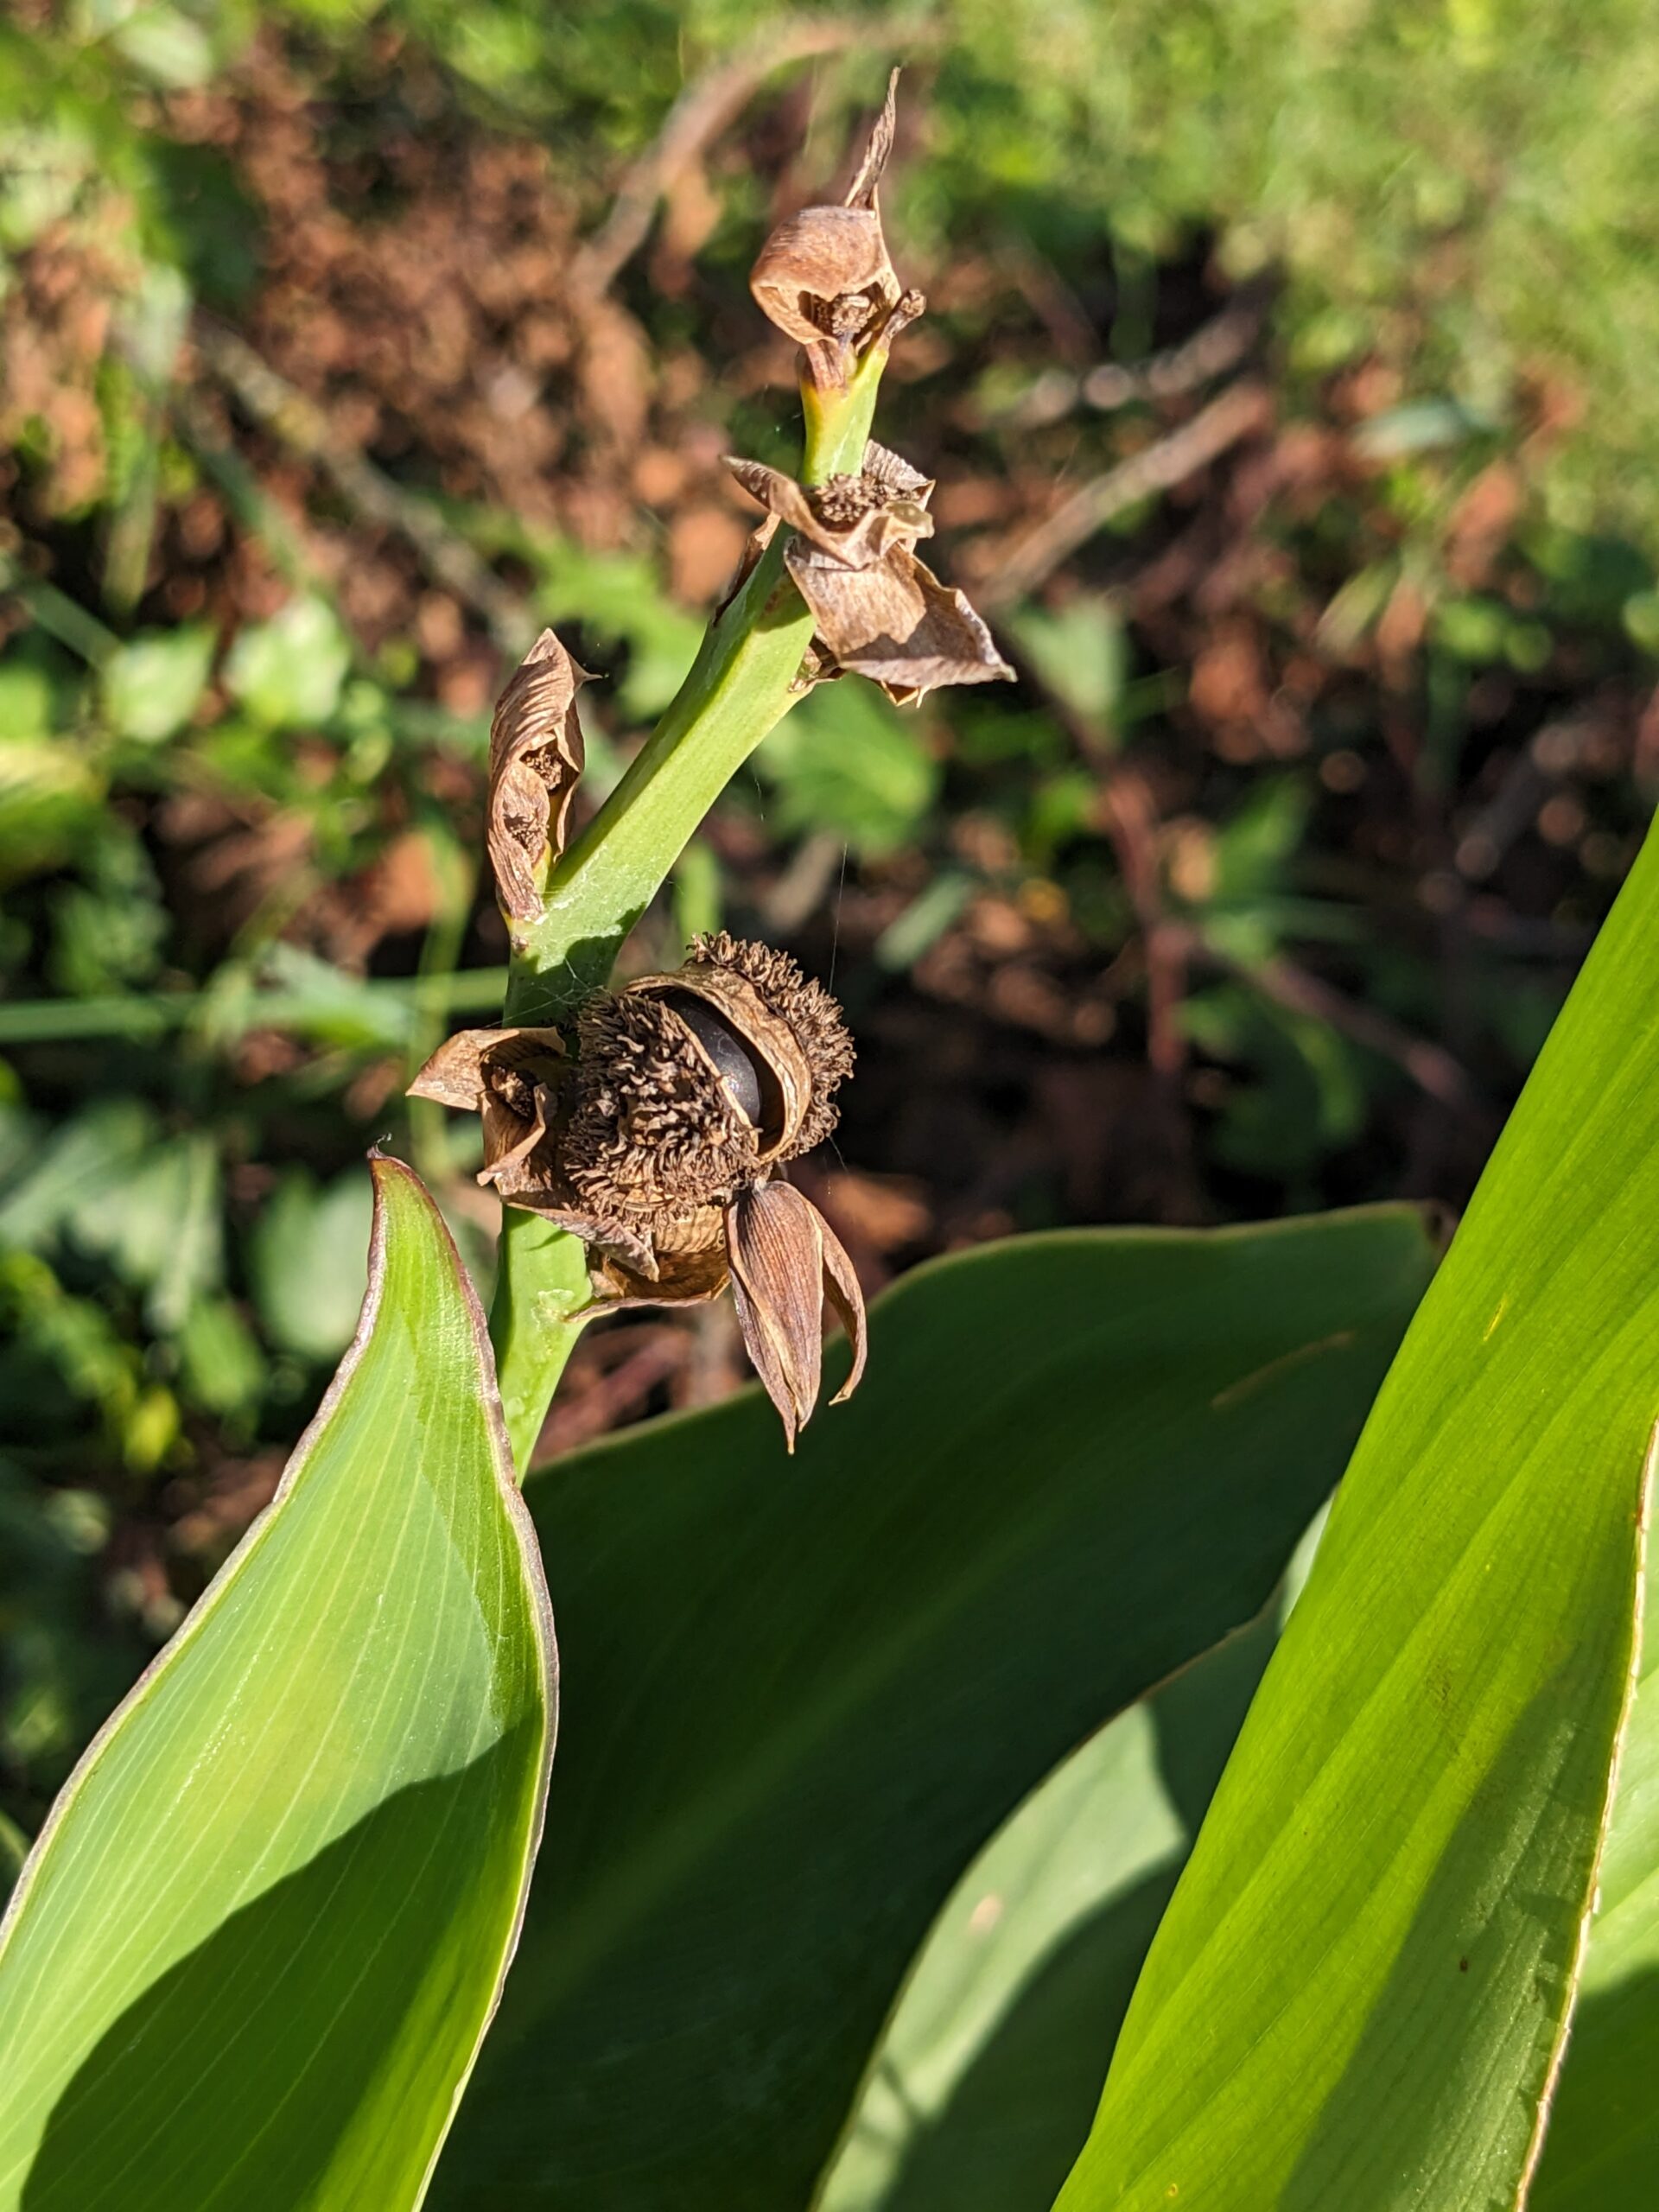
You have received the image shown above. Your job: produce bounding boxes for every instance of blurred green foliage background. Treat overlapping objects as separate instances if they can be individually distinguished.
[3,0,1657,1848]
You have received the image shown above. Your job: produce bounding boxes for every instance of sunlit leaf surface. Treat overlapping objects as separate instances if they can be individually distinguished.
[0,1157,555,2212]
[1057,831,1659,2211]
[433,1208,1433,2212]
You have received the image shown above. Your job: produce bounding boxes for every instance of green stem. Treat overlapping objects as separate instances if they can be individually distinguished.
[486,353,886,1473]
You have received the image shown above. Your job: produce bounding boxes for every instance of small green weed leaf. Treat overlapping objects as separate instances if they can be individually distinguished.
[251,1166,374,1362]
[432,1208,1434,2212]
[99,625,213,742]
[760,682,939,856]
[223,595,352,728]
[1058,831,1659,2211]
[0,1157,556,2212]
[1007,598,1126,729]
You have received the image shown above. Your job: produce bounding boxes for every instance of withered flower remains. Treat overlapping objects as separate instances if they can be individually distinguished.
[487,626,589,925]
[411,932,866,1448]
[727,442,1013,703]
[749,69,925,391]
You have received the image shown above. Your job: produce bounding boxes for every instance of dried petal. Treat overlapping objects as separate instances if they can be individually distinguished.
[724,453,933,570]
[748,72,906,375]
[750,208,898,350]
[407,1027,496,1111]
[408,1026,564,1112]
[844,68,899,212]
[817,1207,869,1405]
[727,1181,829,1450]
[785,539,1014,702]
[478,1081,555,1192]
[487,626,589,925]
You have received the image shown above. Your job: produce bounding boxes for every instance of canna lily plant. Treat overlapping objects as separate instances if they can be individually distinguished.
[1,67,1657,2212]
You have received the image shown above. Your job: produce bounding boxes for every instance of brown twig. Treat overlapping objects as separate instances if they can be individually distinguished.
[191,316,536,657]
[984,380,1273,607]
[1005,283,1271,429]
[567,17,877,308]
[1198,938,1478,1109]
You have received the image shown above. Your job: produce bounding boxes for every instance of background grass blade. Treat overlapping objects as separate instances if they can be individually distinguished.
[1055,831,1659,2212]
[429,1207,1436,2212]
[0,1155,556,2212]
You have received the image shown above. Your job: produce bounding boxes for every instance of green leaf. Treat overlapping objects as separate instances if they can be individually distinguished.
[99,624,214,742]
[817,1514,1331,2212]
[432,1207,1435,2212]
[0,1157,556,2212]
[817,1599,1285,2212]
[1007,598,1126,730]
[1532,1635,1659,2205]
[250,1166,374,1363]
[1058,833,1659,2209]
[223,595,352,728]
[759,682,940,856]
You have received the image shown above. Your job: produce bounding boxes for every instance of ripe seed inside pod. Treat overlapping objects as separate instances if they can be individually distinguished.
[662,988,775,1138]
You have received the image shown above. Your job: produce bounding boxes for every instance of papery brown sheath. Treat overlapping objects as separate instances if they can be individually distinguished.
[487,627,589,925]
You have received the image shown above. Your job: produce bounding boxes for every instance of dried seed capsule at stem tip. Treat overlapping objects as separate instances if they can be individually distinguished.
[726,441,1014,702]
[750,69,915,391]
[408,937,867,1441]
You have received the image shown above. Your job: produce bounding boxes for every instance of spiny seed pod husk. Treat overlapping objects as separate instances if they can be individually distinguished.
[562,931,854,1228]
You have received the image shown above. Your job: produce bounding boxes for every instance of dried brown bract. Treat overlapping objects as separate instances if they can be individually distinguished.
[487,626,589,925]
[407,1024,569,1209]
[409,935,865,1445]
[726,441,1014,703]
[750,69,924,391]
[728,1179,868,1446]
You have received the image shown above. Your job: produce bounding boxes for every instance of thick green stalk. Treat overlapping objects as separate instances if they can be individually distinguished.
[487,355,885,1471]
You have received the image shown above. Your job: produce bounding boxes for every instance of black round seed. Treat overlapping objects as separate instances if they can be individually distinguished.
[665,991,766,1128]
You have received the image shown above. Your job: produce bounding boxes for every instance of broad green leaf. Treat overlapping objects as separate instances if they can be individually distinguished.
[431,1207,1435,2212]
[816,1514,1326,2212]
[817,1607,1281,2212]
[1057,831,1659,2210]
[1533,1548,1659,2197]
[99,624,214,742]
[0,1157,556,2212]
[223,594,352,728]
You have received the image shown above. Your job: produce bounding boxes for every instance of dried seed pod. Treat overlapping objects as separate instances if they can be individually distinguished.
[487,626,589,925]
[409,937,866,1440]
[562,931,854,1227]
[750,70,918,390]
[727,440,1014,703]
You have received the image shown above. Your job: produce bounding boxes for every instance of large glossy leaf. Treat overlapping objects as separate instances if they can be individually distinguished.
[1057,832,1659,2210]
[816,1600,1282,2212]
[0,1156,556,2212]
[1530,1563,1659,2202]
[431,1207,1436,2212]
[813,1514,1325,2212]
